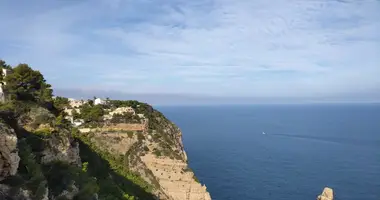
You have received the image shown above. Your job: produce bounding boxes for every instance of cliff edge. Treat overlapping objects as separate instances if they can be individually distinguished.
[0,60,211,200]
[74,100,211,200]
[1,59,332,200]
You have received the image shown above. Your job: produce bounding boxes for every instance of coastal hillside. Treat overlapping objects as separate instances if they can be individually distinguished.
[0,60,211,200]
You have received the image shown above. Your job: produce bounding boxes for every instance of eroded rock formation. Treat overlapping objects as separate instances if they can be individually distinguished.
[317,187,334,200]
[0,122,20,181]
[41,129,81,166]
[84,107,212,200]
[141,154,211,200]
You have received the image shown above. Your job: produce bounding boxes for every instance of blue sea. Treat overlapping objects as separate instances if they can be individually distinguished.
[158,104,380,200]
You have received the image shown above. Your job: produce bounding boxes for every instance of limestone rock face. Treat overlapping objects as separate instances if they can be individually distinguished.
[141,154,212,200]
[317,187,334,200]
[87,107,212,200]
[0,122,20,181]
[41,129,81,166]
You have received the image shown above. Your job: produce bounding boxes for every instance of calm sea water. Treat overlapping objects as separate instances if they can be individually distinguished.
[158,104,380,200]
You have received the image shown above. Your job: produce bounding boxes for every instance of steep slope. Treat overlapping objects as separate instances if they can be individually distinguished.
[75,101,211,200]
[0,104,99,200]
[0,61,170,200]
[0,60,335,200]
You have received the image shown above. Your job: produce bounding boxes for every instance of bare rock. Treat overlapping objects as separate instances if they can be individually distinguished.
[0,184,33,200]
[317,187,334,200]
[55,183,79,200]
[0,122,20,181]
[41,130,81,166]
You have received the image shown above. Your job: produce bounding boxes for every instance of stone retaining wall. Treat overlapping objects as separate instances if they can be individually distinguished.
[79,123,145,133]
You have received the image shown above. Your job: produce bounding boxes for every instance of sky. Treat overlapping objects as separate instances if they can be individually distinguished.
[0,0,379,104]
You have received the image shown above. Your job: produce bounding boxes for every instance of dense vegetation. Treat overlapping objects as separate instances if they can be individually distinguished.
[110,113,141,124]
[79,103,106,123]
[0,60,158,200]
[3,63,53,103]
[74,131,155,200]
[52,96,69,111]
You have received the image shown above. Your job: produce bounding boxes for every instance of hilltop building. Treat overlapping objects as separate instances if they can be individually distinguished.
[0,68,12,102]
[94,98,106,105]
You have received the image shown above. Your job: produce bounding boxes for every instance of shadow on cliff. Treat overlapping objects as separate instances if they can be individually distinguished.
[77,139,156,200]
[1,110,156,200]
[0,110,45,154]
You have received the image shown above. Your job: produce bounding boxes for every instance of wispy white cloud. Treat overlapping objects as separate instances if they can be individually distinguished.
[0,0,379,101]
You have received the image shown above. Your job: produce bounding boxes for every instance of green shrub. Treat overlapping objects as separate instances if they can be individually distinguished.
[53,96,69,110]
[137,134,145,141]
[193,176,200,183]
[33,127,53,136]
[110,113,140,124]
[4,63,53,103]
[17,139,47,199]
[30,113,52,128]
[82,162,89,172]
[42,161,99,199]
[183,167,193,173]
[80,104,105,122]
[143,146,149,152]
[127,131,134,138]
[153,149,162,157]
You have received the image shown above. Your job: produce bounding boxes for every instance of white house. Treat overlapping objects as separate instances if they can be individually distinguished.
[94,98,106,105]
[0,68,12,102]
[2,68,12,79]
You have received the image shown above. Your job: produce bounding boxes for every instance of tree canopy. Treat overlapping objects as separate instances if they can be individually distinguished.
[0,59,12,69]
[53,96,69,111]
[4,63,53,102]
[80,103,105,122]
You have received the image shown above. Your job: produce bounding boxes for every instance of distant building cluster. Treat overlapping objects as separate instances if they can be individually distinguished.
[63,97,145,127]
[68,98,87,108]
[104,106,137,120]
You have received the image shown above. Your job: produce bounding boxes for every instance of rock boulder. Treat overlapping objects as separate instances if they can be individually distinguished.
[317,187,334,200]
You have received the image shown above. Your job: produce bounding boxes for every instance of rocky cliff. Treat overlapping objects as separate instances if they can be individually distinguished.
[0,96,211,200]
[0,121,20,181]
[76,101,211,200]
[0,60,333,200]
[0,105,92,200]
[0,99,335,200]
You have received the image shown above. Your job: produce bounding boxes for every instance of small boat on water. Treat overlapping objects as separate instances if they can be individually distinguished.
[262,132,266,135]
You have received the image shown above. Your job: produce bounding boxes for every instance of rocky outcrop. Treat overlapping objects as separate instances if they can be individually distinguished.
[0,122,34,200]
[41,129,81,166]
[0,184,33,200]
[141,154,211,200]
[18,106,55,129]
[87,113,212,200]
[55,184,79,200]
[317,187,334,200]
[0,122,20,181]
[2,94,210,200]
